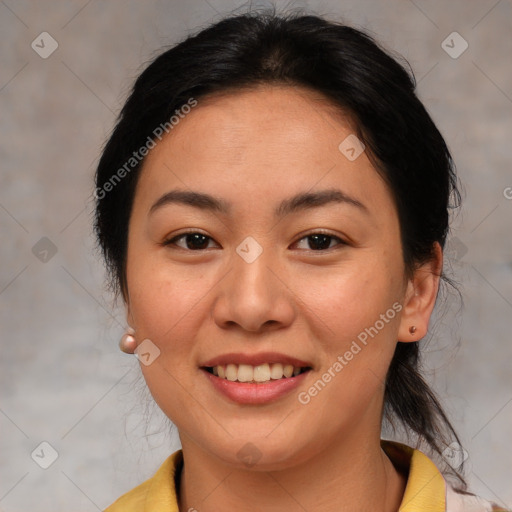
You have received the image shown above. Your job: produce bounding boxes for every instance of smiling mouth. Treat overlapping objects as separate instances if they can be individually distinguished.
[202,363,312,384]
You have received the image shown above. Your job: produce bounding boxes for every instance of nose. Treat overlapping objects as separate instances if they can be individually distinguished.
[211,242,296,334]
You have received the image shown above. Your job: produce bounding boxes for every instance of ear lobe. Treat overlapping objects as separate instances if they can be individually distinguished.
[397,242,443,342]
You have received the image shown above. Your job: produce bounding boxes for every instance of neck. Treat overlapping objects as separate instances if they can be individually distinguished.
[178,430,406,512]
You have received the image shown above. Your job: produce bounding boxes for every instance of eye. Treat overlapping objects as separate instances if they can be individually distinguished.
[162,231,218,251]
[293,231,347,251]
[162,230,347,252]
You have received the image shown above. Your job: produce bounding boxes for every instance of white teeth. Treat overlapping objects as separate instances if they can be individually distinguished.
[209,363,307,383]
[283,364,294,378]
[225,364,238,381]
[270,363,284,379]
[253,363,270,382]
[237,364,253,382]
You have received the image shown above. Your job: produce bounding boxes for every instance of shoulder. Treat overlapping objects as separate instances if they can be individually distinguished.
[104,450,183,512]
[446,485,510,512]
[381,440,510,512]
[104,477,152,512]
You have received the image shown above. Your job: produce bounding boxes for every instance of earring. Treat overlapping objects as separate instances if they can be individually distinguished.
[409,326,417,335]
[119,326,137,354]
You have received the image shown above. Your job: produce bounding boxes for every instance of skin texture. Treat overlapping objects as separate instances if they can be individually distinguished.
[124,85,442,512]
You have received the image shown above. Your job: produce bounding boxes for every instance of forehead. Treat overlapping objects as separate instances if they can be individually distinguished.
[135,85,392,217]
[165,85,358,155]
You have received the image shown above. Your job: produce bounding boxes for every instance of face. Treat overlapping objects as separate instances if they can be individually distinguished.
[125,85,411,469]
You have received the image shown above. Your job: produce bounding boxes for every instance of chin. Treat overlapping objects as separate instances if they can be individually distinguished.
[202,435,311,472]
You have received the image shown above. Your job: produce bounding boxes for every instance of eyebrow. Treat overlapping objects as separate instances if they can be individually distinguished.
[149,188,369,218]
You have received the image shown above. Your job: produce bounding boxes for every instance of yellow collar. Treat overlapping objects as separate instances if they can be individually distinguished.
[105,441,447,511]
[381,440,446,511]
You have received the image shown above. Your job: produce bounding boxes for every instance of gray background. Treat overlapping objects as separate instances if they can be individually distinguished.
[0,0,511,510]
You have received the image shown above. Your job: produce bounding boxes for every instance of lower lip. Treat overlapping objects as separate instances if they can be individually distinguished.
[201,368,311,405]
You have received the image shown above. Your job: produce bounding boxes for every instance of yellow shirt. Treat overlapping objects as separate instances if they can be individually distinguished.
[104,441,505,511]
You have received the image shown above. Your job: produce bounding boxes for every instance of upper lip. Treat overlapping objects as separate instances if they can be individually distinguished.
[201,352,313,369]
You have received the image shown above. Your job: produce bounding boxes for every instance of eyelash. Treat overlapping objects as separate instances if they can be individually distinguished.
[162,230,348,252]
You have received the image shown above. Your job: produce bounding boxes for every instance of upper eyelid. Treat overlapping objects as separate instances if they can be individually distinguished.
[293,232,347,249]
[164,231,217,247]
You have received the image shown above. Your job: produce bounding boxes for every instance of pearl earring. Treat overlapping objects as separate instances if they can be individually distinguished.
[119,326,137,354]
[409,325,417,335]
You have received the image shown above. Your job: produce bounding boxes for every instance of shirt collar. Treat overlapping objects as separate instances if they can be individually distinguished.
[107,441,448,511]
[381,440,446,511]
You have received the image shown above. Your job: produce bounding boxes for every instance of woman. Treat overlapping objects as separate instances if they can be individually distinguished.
[94,10,508,512]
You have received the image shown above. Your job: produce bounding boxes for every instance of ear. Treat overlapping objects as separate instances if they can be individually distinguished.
[397,242,443,342]
[125,304,134,328]
[124,287,134,328]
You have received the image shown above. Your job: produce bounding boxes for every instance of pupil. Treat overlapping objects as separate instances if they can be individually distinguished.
[309,234,331,250]
[187,233,208,250]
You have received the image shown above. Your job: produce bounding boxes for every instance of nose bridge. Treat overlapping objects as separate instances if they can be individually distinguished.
[232,235,277,302]
[212,235,294,332]
[237,237,276,292]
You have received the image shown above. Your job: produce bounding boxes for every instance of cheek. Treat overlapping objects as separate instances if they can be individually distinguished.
[294,257,403,342]
[125,248,211,365]
[128,263,209,425]
[292,256,403,406]
[126,250,231,420]
[292,267,402,428]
